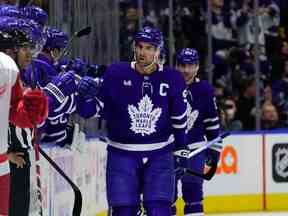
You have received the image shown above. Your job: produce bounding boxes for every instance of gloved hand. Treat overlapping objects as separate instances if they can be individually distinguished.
[174,146,191,179]
[51,71,76,96]
[77,76,102,99]
[44,71,77,103]
[205,147,221,167]
[23,89,48,125]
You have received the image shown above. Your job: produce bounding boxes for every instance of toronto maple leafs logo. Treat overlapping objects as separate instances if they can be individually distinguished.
[186,103,199,133]
[128,95,162,136]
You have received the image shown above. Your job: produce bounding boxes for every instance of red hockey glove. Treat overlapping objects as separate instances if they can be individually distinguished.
[23,89,48,125]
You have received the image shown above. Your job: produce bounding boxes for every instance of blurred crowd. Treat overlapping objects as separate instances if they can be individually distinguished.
[119,0,288,131]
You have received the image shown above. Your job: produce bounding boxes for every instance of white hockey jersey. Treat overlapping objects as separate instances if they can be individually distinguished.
[0,52,18,176]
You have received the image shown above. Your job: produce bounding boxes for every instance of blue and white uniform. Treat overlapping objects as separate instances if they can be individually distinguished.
[79,61,187,214]
[179,79,220,216]
[174,48,221,216]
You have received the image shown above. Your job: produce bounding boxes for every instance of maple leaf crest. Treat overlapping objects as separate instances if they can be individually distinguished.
[128,95,162,136]
[186,103,199,133]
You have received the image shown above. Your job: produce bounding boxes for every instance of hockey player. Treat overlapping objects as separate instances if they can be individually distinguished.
[0,17,45,216]
[37,27,77,147]
[3,17,75,216]
[19,7,57,88]
[21,25,77,148]
[0,21,48,216]
[77,26,189,216]
[22,26,67,88]
[37,26,68,65]
[173,48,222,216]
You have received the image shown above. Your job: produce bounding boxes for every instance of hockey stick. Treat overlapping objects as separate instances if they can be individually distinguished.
[185,154,218,180]
[30,57,82,216]
[174,132,230,180]
[31,102,83,215]
[18,0,34,7]
[57,26,92,61]
[38,147,82,216]
[174,132,230,159]
[32,127,44,216]
[28,58,44,215]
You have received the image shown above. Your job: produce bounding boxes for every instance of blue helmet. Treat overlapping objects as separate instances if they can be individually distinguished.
[0,17,44,49]
[176,48,199,65]
[16,18,43,45]
[0,17,31,49]
[20,6,48,27]
[134,26,163,49]
[23,19,47,56]
[44,27,68,50]
[0,5,20,17]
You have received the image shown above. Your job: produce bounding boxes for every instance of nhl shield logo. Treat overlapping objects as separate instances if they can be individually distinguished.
[128,95,162,136]
[272,143,288,182]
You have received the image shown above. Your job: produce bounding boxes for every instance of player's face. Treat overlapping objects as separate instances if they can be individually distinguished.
[135,42,158,67]
[17,45,32,70]
[177,63,199,84]
[51,48,61,62]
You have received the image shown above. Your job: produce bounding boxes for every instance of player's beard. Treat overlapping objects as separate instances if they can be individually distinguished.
[136,55,158,75]
[185,72,197,85]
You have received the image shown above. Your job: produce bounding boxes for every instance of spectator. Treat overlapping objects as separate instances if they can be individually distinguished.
[210,0,237,52]
[263,83,273,105]
[235,0,280,50]
[235,77,257,130]
[272,60,288,125]
[120,6,139,61]
[270,41,288,81]
[261,103,281,129]
[222,97,243,131]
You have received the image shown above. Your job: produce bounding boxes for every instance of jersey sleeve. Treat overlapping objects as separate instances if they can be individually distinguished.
[0,52,18,85]
[169,70,188,150]
[0,52,34,128]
